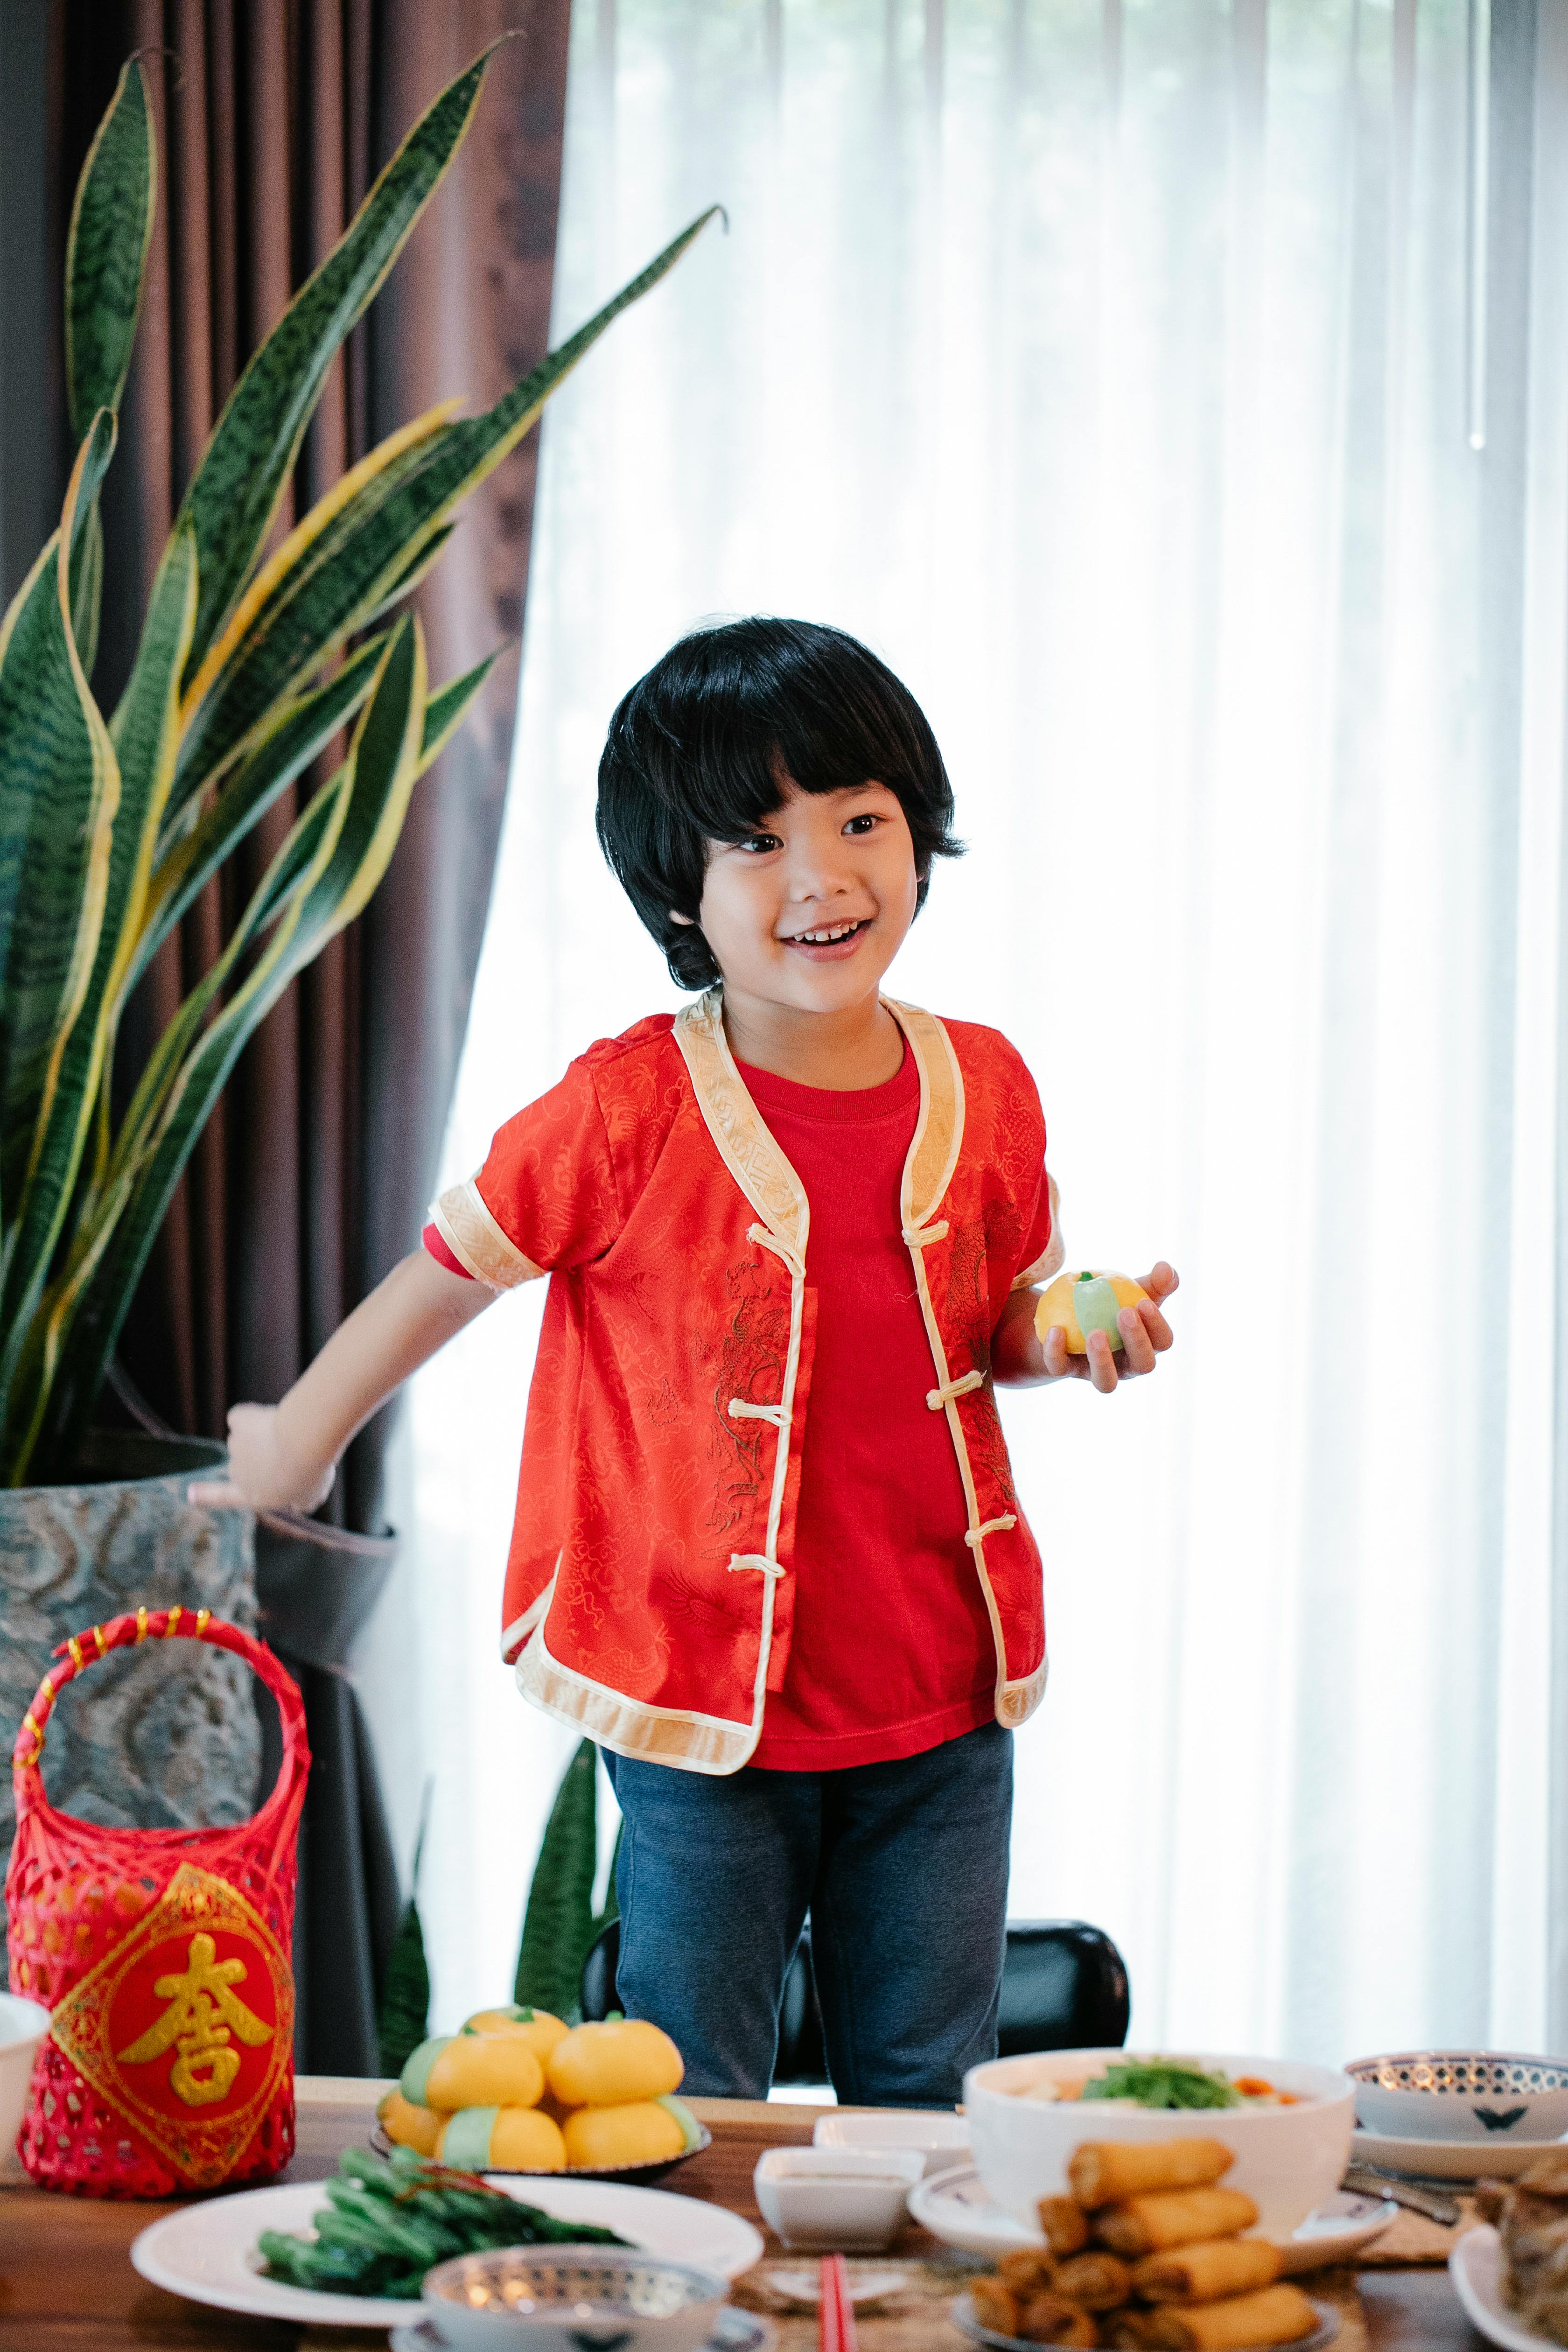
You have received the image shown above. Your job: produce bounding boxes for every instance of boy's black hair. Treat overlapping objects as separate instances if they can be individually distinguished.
[595,617,963,989]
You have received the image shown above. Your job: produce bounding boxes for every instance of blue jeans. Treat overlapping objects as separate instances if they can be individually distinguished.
[603,1721,1012,2105]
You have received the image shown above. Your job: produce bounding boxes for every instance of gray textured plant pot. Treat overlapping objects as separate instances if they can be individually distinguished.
[0,1432,259,1932]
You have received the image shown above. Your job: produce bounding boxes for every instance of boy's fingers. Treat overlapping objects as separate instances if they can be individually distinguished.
[1139,1260,1178,1303]
[1136,1297,1175,1352]
[1118,1307,1157,1375]
[188,1480,249,1510]
[1086,1328,1120,1393]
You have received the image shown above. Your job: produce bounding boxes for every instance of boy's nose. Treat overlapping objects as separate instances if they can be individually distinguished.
[783,842,856,902]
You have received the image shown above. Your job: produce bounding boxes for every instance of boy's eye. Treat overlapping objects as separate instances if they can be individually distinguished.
[843,812,882,836]
[737,833,783,854]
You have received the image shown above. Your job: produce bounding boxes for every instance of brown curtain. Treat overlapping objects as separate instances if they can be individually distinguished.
[52,0,572,2067]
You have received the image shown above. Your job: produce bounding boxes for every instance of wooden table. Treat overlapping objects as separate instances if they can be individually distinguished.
[0,2082,1488,2349]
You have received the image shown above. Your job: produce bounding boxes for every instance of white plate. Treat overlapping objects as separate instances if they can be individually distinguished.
[762,2267,909,2305]
[952,2288,1339,2352]
[813,2111,970,2176]
[131,2175,765,2331]
[391,2312,777,2352]
[1450,2222,1563,2349]
[1353,2124,1568,2182]
[908,2163,1395,2276]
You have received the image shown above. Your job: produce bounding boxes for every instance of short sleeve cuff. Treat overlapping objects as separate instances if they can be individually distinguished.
[428,1179,546,1291]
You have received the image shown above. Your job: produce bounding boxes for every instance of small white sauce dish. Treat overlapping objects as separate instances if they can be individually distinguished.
[1347,2051,1568,2144]
[419,2248,728,2350]
[752,2145,924,2252]
[812,2110,970,2177]
[0,1992,48,2179]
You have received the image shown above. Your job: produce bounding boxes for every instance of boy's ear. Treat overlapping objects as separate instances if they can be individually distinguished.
[669,910,696,926]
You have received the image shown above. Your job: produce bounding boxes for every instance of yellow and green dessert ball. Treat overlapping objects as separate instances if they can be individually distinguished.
[561,2096,696,2170]
[377,2086,442,2156]
[546,2017,684,2108]
[437,2103,568,2172]
[1035,1269,1148,1354]
[461,2004,571,2071]
[401,2032,544,2114]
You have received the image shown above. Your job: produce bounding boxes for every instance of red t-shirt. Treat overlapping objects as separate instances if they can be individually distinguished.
[424,1039,1049,1772]
[734,1046,1004,1769]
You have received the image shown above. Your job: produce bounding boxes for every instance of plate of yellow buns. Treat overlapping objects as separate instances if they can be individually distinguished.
[375,2007,713,2181]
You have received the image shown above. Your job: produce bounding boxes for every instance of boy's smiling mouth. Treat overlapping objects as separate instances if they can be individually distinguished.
[778,916,875,959]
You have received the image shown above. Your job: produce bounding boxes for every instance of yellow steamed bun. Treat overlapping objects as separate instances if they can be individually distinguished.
[562,2099,689,2170]
[547,2018,684,2109]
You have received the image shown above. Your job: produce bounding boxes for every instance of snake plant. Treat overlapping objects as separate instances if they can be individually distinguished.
[0,50,715,1485]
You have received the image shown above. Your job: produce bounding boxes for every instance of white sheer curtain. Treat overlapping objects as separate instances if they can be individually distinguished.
[360,0,1568,2066]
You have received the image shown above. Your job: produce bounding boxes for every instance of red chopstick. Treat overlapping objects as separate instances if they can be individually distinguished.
[820,2254,857,2352]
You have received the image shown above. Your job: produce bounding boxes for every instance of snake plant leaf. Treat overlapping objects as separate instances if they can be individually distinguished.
[173,50,493,677]
[172,402,461,805]
[134,631,391,990]
[0,413,119,1241]
[515,1738,602,2023]
[0,531,196,1449]
[418,647,505,775]
[362,520,458,627]
[90,527,201,1031]
[32,620,425,1468]
[15,771,352,1476]
[69,502,104,680]
[173,205,721,805]
[64,59,155,438]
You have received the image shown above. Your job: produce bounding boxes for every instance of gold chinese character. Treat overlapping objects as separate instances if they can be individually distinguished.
[117,1931,273,2107]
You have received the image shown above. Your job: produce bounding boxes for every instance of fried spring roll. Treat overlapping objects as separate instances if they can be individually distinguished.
[998,2250,1059,2296]
[1142,2283,1319,2348]
[971,2278,1023,2337]
[1017,2295,1098,2348]
[1094,2187,1260,2256]
[1037,2196,1091,2255]
[1050,2253,1133,2311]
[1103,2320,1167,2351]
[1068,2139,1234,2209]
[1132,2237,1282,2303]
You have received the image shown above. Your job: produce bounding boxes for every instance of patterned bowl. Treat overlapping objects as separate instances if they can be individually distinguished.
[419,2249,728,2350]
[1347,2051,1568,2143]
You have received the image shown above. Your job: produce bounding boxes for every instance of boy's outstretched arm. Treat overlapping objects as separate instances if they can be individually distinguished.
[991,1261,1178,1395]
[189,1250,496,1512]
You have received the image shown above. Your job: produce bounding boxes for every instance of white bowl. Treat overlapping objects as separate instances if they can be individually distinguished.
[812,2110,970,2176]
[420,2248,727,2351]
[1346,2051,1568,2144]
[0,1992,48,2177]
[963,2049,1354,2239]
[752,2146,924,2252]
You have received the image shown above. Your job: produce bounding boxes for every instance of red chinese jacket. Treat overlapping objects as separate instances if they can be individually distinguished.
[430,989,1063,1775]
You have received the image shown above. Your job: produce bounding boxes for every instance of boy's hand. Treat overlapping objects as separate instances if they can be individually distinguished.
[993,1261,1178,1392]
[1043,1261,1177,1391]
[189,1403,336,1514]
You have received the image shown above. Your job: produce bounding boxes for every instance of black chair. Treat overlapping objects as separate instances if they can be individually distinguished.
[580,1915,1129,2086]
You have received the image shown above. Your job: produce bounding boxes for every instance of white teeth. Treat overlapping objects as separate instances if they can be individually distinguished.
[791,920,862,944]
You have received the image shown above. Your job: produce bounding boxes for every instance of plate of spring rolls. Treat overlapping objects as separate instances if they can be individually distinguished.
[946,2135,1339,2348]
[910,2133,1394,2276]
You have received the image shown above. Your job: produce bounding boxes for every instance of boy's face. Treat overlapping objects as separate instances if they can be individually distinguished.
[688,776,919,1015]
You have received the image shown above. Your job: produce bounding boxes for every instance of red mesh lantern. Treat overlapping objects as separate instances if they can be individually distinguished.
[6,1606,309,2196]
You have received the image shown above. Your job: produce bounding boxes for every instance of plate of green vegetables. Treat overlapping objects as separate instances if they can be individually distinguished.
[129,2147,765,2328]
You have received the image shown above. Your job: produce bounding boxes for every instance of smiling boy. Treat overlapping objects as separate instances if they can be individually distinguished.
[196,617,1176,2102]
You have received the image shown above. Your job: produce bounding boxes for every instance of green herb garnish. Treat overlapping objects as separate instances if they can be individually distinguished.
[1079,2060,1242,2110]
[256,2146,631,2301]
